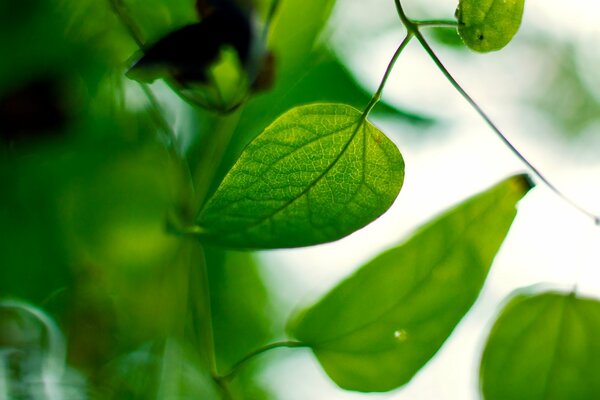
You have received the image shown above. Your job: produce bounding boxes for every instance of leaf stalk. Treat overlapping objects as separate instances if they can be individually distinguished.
[393,0,600,224]
[361,33,413,120]
[219,340,307,382]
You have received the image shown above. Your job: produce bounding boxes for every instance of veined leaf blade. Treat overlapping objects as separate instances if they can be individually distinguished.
[197,103,405,249]
[456,0,525,52]
[288,175,531,392]
[480,291,600,400]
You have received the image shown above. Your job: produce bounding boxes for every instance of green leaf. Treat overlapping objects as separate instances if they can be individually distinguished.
[204,48,431,205]
[205,249,276,399]
[268,0,337,81]
[197,103,405,249]
[456,0,525,52]
[61,143,184,273]
[480,291,600,400]
[287,175,531,392]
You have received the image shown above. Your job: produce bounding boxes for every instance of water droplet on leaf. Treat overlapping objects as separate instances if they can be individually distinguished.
[393,329,408,342]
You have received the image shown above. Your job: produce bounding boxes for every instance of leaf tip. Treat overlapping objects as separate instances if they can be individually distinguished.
[513,173,535,193]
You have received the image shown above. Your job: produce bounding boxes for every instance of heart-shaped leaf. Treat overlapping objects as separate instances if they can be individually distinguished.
[197,103,405,249]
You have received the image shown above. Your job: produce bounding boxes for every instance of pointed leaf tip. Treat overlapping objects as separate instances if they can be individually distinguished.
[288,175,530,392]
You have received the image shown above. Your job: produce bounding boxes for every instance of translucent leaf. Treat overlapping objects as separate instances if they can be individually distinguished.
[197,103,405,249]
[480,291,600,400]
[207,48,430,204]
[456,0,525,52]
[288,175,531,392]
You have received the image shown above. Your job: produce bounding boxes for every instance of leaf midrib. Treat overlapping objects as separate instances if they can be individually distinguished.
[303,198,498,348]
[203,116,369,239]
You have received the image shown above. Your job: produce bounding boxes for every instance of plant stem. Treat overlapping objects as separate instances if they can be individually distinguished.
[140,84,179,150]
[393,0,599,224]
[415,32,599,223]
[361,33,413,120]
[262,0,281,40]
[413,19,458,28]
[190,245,232,396]
[192,110,243,211]
[219,340,307,381]
[394,0,412,28]
[108,0,145,48]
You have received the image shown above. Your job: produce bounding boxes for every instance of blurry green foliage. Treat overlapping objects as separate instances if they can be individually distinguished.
[529,43,600,137]
[206,249,276,399]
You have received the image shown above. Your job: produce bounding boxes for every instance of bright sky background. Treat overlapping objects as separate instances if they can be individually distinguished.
[257,0,600,398]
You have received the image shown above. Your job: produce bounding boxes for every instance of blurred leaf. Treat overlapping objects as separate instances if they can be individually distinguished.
[264,48,435,125]
[60,142,185,273]
[100,339,219,399]
[456,0,524,52]
[0,144,78,303]
[480,291,600,400]
[529,44,600,138]
[288,175,531,392]
[268,0,336,81]
[428,27,465,49]
[61,0,197,63]
[0,2,66,91]
[206,249,276,399]
[198,103,405,249]
[125,0,197,42]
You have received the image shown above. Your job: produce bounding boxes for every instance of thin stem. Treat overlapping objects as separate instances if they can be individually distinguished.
[412,30,600,223]
[108,0,145,48]
[262,0,281,40]
[361,33,413,120]
[413,19,458,28]
[192,110,243,211]
[140,84,179,150]
[190,246,227,391]
[394,0,412,28]
[220,340,307,381]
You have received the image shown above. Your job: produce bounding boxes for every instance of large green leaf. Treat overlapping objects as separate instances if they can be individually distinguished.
[264,48,434,126]
[480,291,600,400]
[288,175,531,392]
[202,48,431,205]
[456,0,525,52]
[197,103,404,249]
